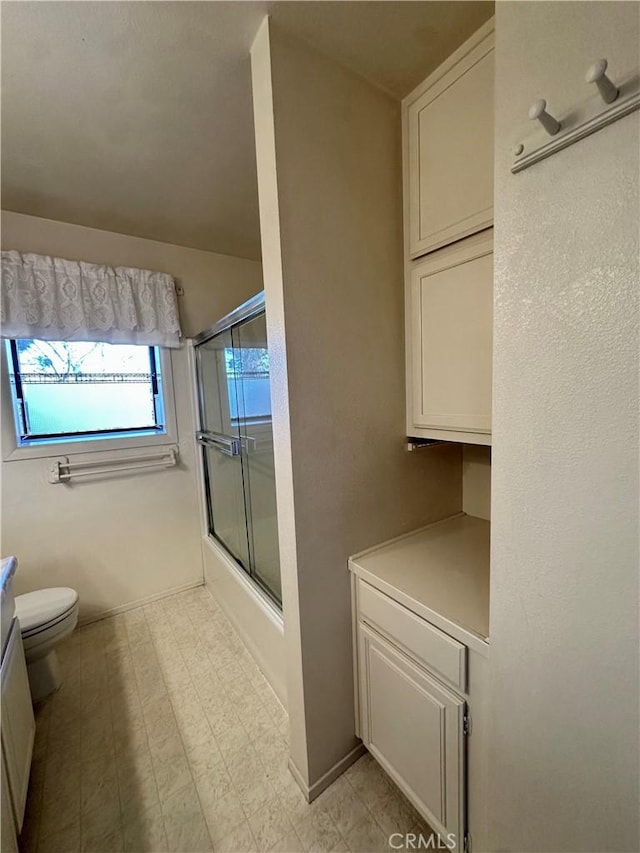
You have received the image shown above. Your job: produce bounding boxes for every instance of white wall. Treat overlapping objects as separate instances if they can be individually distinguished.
[1,212,262,619]
[251,19,462,795]
[489,4,639,851]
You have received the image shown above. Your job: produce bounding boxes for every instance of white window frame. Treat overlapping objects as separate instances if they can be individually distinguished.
[1,342,179,462]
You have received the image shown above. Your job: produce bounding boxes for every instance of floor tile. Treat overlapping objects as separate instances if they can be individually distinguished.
[237,777,278,820]
[198,789,245,844]
[344,815,390,853]
[278,778,313,823]
[82,827,125,853]
[118,750,162,821]
[346,755,393,806]
[38,778,80,840]
[217,722,252,763]
[180,717,216,753]
[23,587,420,853]
[271,828,305,853]
[81,760,119,816]
[293,810,343,853]
[368,789,417,837]
[248,796,294,851]
[154,752,194,806]
[122,804,170,852]
[320,777,369,838]
[162,781,213,853]
[80,796,122,851]
[194,762,234,806]
[213,821,258,853]
[37,816,81,853]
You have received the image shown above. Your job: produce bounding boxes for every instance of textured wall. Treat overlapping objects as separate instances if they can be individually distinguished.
[489,3,639,851]
[251,19,462,792]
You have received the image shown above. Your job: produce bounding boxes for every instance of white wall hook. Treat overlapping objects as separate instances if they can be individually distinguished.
[585,58,619,104]
[528,99,561,135]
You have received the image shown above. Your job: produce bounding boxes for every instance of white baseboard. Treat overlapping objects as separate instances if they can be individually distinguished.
[288,743,367,803]
[77,579,204,625]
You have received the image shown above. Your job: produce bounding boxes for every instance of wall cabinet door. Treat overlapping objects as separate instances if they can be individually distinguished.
[358,623,466,851]
[409,231,493,444]
[405,24,494,258]
[1,619,35,831]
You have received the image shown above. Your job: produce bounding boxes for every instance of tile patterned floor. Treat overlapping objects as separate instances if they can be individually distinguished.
[22,587,432,853]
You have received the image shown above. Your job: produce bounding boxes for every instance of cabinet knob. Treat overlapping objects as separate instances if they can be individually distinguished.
[585,58,619,104]
[528,99,561,135]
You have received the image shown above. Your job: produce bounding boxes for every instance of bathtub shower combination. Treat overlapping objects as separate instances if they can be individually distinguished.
[194,293,281,607]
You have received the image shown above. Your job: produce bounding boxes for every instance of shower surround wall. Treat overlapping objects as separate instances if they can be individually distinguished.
[251,19,462,798]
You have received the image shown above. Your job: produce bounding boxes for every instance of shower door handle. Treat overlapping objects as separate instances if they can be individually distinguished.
[196,430,241,457]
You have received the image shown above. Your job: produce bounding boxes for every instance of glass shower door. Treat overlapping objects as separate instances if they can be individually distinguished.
[195,296,281,607]
[196,328,251,571]
[234,312,281,604]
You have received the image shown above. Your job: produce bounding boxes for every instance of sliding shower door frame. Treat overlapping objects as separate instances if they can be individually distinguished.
[193,292,267,349]
[193,292,282,610]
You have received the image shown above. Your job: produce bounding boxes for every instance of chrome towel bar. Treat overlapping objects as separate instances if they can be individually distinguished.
[48,446,179,483]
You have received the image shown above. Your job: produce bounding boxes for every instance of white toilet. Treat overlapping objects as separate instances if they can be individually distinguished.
[15,587,79,702]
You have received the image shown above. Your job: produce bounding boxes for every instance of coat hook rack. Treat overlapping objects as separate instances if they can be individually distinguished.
[512,60,639,173]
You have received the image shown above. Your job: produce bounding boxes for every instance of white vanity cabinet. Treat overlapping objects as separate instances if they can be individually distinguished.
[2,751,18,853]
[358,621,466,848]
[349,514,490,853]
[404,20,494,259]
[1,618,35,833]
[407,231,493,445]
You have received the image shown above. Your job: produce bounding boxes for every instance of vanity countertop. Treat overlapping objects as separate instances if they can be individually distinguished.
[349,513,490,651]
[1,556,18,660]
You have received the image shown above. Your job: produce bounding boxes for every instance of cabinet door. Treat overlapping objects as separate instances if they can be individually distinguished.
[358,623,465,851]
[1,748,18,853]
[1,619,35,831]
[406,28,494,258]
[409,233,492,442]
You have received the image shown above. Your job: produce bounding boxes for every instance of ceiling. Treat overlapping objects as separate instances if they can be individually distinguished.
[1,1,493,261]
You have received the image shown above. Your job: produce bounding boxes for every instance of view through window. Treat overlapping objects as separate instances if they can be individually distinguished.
[225,346,271,422]
[7,339,166,442]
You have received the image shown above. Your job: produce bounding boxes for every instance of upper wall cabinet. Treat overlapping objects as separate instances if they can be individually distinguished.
[404,21,494,259]
[408,230,493,446]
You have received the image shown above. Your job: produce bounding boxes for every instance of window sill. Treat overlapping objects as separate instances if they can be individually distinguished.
[3,429,178,462]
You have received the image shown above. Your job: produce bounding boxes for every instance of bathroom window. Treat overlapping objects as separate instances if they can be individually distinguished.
[5,339,169,447]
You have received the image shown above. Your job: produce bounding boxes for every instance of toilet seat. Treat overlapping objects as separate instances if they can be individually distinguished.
[15,588,79,637]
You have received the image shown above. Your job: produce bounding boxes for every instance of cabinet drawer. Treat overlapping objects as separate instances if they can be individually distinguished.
[357,580,466,691]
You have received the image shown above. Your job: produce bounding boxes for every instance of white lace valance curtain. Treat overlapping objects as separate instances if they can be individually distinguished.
[1,250,182,348]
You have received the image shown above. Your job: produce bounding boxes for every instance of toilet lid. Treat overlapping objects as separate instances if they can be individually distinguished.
[15,588,78,633]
